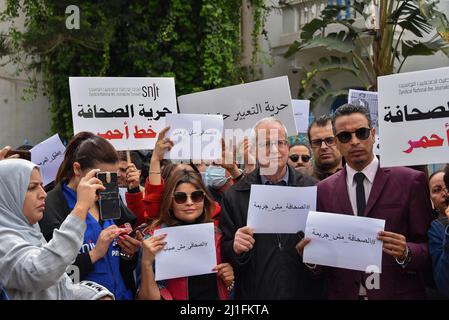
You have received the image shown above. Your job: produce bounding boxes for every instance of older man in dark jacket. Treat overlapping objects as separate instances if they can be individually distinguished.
[220,117,324,299]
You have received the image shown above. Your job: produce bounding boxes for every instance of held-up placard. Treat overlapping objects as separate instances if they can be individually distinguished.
[154,223,216,281]
[247,185,317,233]
[178,76,296,138]
[378,66,449,167]
[30,134,65,186]
[165,114,223,161]
[291,99,310,134]
[70,77,177,150]
[303,211,385,272]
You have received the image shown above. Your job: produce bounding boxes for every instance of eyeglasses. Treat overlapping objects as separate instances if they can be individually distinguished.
[173,190,205,204]
[310,137,336,148]
[335,127,371,143]
[289,154,311,163]
[258,140,289,149]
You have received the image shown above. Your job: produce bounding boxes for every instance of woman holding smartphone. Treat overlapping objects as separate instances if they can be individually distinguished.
[39,132,140,300]
[0,159,113,299]
[137,169,234,300]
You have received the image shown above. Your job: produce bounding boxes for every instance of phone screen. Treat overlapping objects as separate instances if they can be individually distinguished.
[96,172,121,220]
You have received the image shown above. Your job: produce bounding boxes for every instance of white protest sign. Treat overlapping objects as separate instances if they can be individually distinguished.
[349,90,380,155]
[30,134,65,186]
[291,99,310,134]
[178,76,296,138]
[303,211,385,272]
[378,66,449,167]
[69,77,177,151]
[154,223,216,281]
[247,185,316,233]
[165,114,223,161]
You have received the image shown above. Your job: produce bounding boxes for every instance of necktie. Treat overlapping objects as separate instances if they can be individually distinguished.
[354,172,366,216]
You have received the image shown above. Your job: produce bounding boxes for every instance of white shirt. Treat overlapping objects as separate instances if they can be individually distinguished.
[346,156,379,216]
[346,157,378,297]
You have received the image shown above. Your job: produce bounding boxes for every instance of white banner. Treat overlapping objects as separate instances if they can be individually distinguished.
[378,67,449,167]
[247,185,316,233]
[303,211,385,273]
[165,114,223,161]
[30,134,65,186]
[178,76,296,137]
[154,223,216,281]
[70,77,177,150]
[291,99,310,134]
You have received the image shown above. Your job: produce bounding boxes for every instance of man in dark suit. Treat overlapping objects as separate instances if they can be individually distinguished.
[220,117,324,299]
[298,104,432,299]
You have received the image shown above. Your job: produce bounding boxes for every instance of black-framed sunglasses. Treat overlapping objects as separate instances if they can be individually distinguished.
[310,137,336,148]
[289,154,311,163]
[335,127,371,144]
[173,190,205,204]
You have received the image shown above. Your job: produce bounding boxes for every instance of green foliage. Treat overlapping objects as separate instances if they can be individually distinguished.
[284,0,449,110]
[0,0,267,141]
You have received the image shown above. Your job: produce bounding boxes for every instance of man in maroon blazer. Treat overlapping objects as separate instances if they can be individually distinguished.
[298,104,432,299]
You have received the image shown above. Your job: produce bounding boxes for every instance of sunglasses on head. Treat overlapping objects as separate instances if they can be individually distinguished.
[173,190,205,204]
[289,154,311,163]
[335,127,371,144]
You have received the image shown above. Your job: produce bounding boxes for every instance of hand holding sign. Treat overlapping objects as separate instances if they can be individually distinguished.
[213,263,234,288]
[142,234,167,265]
[295,237,311,257]
[233,226,255,255]
[125,163,141,190]
[377,231,407,260]
[153,126,173,161]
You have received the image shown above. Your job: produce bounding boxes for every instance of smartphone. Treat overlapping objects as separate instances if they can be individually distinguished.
[5,149,31,161]
[128,223,149,238]
[96,171,121,220]
[118,223,149,238]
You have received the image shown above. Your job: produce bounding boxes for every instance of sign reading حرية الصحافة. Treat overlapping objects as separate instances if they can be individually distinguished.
[378,66,449,167]
[69,77,177,150]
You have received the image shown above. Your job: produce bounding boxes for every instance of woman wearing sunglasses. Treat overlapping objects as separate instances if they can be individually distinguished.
[137,169,234,300]
[127,127,223,227]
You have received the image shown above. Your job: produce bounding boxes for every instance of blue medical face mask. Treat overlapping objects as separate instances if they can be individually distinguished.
[205,166,229,189]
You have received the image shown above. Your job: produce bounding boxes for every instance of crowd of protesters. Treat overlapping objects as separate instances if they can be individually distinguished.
[0,104,448,300]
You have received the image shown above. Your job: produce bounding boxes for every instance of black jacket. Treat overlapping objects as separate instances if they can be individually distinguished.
[220,165,325,299]
[39,182,138,293]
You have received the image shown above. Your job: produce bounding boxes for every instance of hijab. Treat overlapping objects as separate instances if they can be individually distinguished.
[0,159,46,286]
[0,159,44,245]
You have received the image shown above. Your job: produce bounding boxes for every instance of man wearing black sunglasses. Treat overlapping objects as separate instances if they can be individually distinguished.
[297,104,432,300]
[220,117,324,300]
[307,114,342,180]
[288,142,313,176]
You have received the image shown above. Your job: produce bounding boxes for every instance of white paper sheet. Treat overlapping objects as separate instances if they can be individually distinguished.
[154,223,217,281]
[303,211,385,273]
[247,185,317,233]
